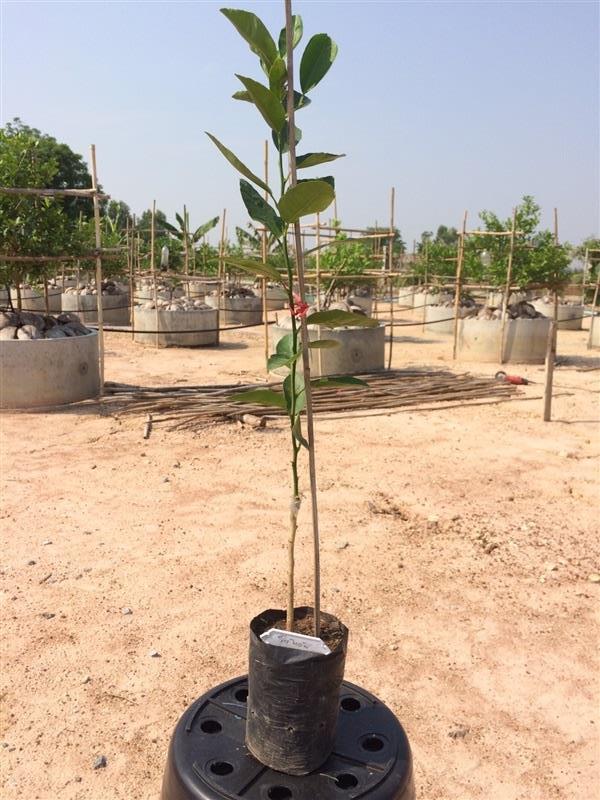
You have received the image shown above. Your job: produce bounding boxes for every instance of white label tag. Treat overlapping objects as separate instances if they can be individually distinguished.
[260,628,331,655]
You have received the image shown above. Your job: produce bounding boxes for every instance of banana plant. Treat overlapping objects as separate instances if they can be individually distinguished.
[208,5,378,633]
[162,208,219,273]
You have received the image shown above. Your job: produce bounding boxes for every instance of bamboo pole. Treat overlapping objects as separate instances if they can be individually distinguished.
[315,212,322,311]
[218,209,227,282]
[0,186,110,199]
[553,207,559,246]
[286,0,321,637]
[128,217,135,340]
[387,186,395,370]
[581,247,589,306]
[451,211,468,359]
[89,145,105,392]
[262,140,270,373]
[499,209,518,364]
[151,200,159,349]
[542,291,558,421]
[43,276,49,315]
[587,270,600,350]
[183,204,190,297]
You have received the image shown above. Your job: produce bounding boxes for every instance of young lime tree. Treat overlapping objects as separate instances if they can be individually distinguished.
[208,6,377,635]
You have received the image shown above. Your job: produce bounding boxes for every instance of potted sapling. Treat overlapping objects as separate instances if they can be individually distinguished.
[161,5,415,799]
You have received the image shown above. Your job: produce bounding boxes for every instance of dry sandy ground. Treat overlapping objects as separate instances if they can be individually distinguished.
[1,309,599,800]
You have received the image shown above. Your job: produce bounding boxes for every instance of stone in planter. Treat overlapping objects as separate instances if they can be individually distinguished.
[133,297,218,347]
[531,297,584,331]
[62,284,131,326]
[205,288,263,326]
[0,311,100,408]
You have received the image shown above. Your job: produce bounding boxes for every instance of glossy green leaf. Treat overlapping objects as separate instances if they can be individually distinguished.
[311,376,369,389]
[268,57,287,93]
[278,14,303,56]
[161,220,179,236]
[308,338,340,349]
[175,212,185,230]
[232,90,252,103]
[273,124,302,154]
[220,9,278,68]
[284,372,306,415]
[236,74,285,133]
[296,152,345,170]
[223,255,281,283]
[268,354,293,372]
[294,91,311,110]
[305,310,379,328]
[206,133,270,194]
[232,388,286,409]
[239,179,283,238]
[300,34,338,94]
[276,333,295,359]
[299,175,335,191]
[278,180,334,223]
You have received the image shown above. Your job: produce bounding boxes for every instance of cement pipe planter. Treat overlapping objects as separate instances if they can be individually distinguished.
[10,287,62,313]
[589,317,600,349]
[62,292,131,325]
[531,299,584,331]
[271,322,386,377]
[457,317,551,364]
[487,291,527,307]
[412,290,453,310]
[396,286,415,309]
[424,304,478,335]
[348,294,374,315]
[133,306,218,348]
[134,285,205,303]
[0,331,100,409]
[205,295,263,326]
[257,284,288,311]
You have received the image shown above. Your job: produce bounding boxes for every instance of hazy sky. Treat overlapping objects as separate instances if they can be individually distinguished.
[1,0,598,247]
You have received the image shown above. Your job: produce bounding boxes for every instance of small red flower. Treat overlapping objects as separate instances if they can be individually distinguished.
[290,293,309,319]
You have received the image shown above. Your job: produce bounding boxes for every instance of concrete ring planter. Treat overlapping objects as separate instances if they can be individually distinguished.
[133,306,218,347]
[487,291,527,308]
[531,300,584,331]
[0,331,100,409]
[424,304,475,335]
[258,285,288,311]
[61,293,131,326]
[205,296,263,326]
[457,317,551,363]
[412,291,453,310]
[348,295,374,315]
[589,317,600,349]
[271,322,386,377]
[10,288,62,313]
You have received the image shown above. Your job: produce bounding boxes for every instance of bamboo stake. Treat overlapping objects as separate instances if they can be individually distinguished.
[543,291,558,421]
[128,217,135,339]
[581,247,588,307]
[183,204,190,297]
[43,276,49,315]
[218,209,227,282]
[315,212,322,310]
[89,145,105,392]
[587,270,600,350]
[499,209,518,364]
[452,211,468,359]
[553,207,559,246]
[286,0,321,637]
[387,186,395,370]
[262,140,270,373]
[151,200,159,349]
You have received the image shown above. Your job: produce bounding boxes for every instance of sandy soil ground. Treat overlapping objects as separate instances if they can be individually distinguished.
[1,307,599,800]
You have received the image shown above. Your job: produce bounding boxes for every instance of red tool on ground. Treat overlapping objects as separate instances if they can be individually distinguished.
[495,370,531,385]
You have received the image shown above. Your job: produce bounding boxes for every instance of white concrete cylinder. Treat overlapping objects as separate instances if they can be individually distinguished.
[531,300,584,331]
[412,291,453,310]
[133,306,218,347]
[457,317,551,364]
[396,286,415,308]
[0,332,100,409]
[61,293,131,325]
[10,287,61,313]
[270,323,386,377]
[424,305,458,335]
[487,291,527,307]
[348,295,374,316]
[258,285,288,311]
[205,295,263,326]
[589,317,600,349]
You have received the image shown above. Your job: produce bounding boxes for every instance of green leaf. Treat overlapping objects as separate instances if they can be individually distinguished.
[294,91,311,110]
[232,90,252,103]
[161,220,179,236]
[239,179,283,238]
[308,338,340,349]
[284,372,306,415]
[278,14,303,56]
[268,57,287,94]
[299,175,335,191]
[293,417,309,450]
[175,212,185,231]
[192,216,219,242]
[268,354,292,372]
[206,133,269,194]
[300,34,338,94]
[223,256,281,283]
[236,75,285,133]
[305,310,379,328]
[276,333,295,359]
[273,124,302,155]
[220,9,278,68]
[278,180,335,223]
[296,152,345,170]
[232,388,286,409]
[311,376,369,389]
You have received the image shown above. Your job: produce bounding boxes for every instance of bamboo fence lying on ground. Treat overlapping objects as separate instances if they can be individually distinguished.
[103,368,519,432]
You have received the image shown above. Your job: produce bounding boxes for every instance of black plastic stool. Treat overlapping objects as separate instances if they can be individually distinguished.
[161,675,415,799]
